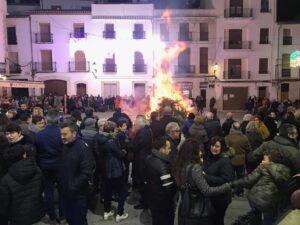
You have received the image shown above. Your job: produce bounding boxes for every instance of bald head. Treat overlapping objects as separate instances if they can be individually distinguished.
[232,121,241,130]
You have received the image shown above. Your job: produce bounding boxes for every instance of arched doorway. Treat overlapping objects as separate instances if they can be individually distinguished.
[75,50,86,71]
[44,80,67,96]
[77,83,87,95]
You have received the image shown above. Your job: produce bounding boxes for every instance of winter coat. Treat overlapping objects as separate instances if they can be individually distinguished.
[252,136,300,175]
[222,119,235,137]
[188,123,208,145]
[264,117,278,140]
[182,119,194,138]
[2,136,36,175]
[81,127,97,151]
[103,136,126,179]
[232,163,291,211]
[35,124,63,168]
[0,158,45,225]
[149,119,163,141]
[59,139,95,197]
[225,132,251,167]
[132,125,153,186]
[203,152,234,206]
[204,119,223,139]
[145,149,176,210]
[94,131,110,176]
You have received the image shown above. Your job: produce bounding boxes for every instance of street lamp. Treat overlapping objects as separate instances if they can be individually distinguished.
[213,63,218,75]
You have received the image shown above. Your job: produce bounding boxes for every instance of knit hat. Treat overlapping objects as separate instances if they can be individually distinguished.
[84,118,96,128]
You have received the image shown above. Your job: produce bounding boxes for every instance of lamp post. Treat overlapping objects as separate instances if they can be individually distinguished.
[213,62,218,76]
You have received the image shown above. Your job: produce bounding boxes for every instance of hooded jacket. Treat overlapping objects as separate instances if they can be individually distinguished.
[232,163,291,211]
[252,136,300,175]
[0,158,45,225]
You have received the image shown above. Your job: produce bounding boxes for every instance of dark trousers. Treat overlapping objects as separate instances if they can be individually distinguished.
[151,208,174,225]
[61,195,88,225]
[41,166,64,220]
[103,176,127,215]
[233,165,245,195]
[212,203,229,225]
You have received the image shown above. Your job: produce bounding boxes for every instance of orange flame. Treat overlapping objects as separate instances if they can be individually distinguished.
[150,11,193,114]
[161,9,171,24]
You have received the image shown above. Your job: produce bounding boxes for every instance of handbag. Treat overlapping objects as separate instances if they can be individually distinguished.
[179,165,215,219]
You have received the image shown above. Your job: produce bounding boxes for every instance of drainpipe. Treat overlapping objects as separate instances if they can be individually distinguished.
[276,24,281,101]
[29,15,36,97]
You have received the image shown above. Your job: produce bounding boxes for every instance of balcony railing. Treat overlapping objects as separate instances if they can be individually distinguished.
[283,36,292,45]
[224,41,252,49]
[103,31,116,39]
[133,64,147,73]
[68,61,90,72]
[133,31,146,39]
[178,32,192,41]
[223,70,251,79]
[9,64,21,73]
[8,38,17,45]
[34,33,53,43]
[103,64,117,73]
[34,62,56,73]
[261,7,270,13]
[282,68,291,77]
[199,65,208,74]
[224,8,253,18]
[200,32,209,41]
[69,33,87,38]
[175,65,196,74]
[0,63,6,73]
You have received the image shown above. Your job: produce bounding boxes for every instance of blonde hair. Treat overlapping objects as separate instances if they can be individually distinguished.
[194,115,204,125]
[246,121,259,132]
[33,107,44,117]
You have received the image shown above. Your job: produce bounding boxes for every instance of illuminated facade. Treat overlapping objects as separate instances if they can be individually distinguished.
[3,1,299,109]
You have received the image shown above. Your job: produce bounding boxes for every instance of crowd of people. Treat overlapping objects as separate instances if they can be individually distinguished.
[0,97,300,225]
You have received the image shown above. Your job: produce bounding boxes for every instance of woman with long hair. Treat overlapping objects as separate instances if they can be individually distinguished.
[173,139,231,225]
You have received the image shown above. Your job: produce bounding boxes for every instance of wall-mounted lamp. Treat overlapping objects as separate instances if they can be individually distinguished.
[0,74,7,80]
[213,63,218,75]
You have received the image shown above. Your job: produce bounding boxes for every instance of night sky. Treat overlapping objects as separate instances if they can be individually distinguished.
[277,0,300,22]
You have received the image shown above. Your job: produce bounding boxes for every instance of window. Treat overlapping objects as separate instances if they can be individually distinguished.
[200,23,208,41]
[133,24,145,39]
[228,59,242,79]
[282,54,291,77]
[179,23,191,41]
[7,27,17,45]
[103,54,116,72]
[283,29,292,45]
[133,52,146,72]
[73,23,85,38]
[200,47,208,73]
[103,24,115,39]
[51,5,62,10]
[260,28,269,44]
[74,51,86,71]
[259,58,268,73]
[261,0,269,12]
[228,29,242,49]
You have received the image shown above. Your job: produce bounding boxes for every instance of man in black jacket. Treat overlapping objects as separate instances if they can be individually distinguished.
[145,137,176,225]
[59,122,95,225]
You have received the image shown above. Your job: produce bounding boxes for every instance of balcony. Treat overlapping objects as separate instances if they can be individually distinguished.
[34,62,56,73]
[261,7,270,13]
[224,8,253,18]
[178,32,192,41]
[103,64,117,73]
[8,38,17,45]
[224,41,251,49]
[282,68,291,77]
[34,33,53,43]
[283,36,292,45]
[175,65,196,74]
[223,70,251,79]
[133,64,147,73]
[68,61,90,72]
[9,64,21,73]
[69,33,87,39]
[133,31,145,39]
[0,63,6,73]
[103,31,115,39]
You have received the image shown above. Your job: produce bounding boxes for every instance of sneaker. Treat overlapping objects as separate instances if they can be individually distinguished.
[116,212,129,222]
[104,210,114,220]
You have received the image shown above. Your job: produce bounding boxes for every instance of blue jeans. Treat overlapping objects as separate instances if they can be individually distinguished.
[61,195,88,225]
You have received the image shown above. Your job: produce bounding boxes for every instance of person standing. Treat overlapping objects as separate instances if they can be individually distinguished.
[59,122,94,225]
[35,110,64,223]
[145,137,177,225]
[203,136,234,225]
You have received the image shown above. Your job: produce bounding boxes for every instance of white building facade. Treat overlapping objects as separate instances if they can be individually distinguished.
[3,0,300,110]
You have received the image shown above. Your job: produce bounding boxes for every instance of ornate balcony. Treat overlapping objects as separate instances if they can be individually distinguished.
[224,8,253,18]
[178,32,192,41]
[223,70,251,79]
[133,64,147,73]
[224,41,252,49]
[103,64,117,73]
[69,33,87,39]
[34,33,53,43]
[34,62,56,73]
[133,31,145,39]
[103,31,116,39]
[175,65,196,74]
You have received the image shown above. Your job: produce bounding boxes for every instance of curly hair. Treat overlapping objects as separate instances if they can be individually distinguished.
[172,138,202,186]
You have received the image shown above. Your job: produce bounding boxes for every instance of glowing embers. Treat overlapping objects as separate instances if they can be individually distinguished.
[150,10,192,113]
[290,51,300,68]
